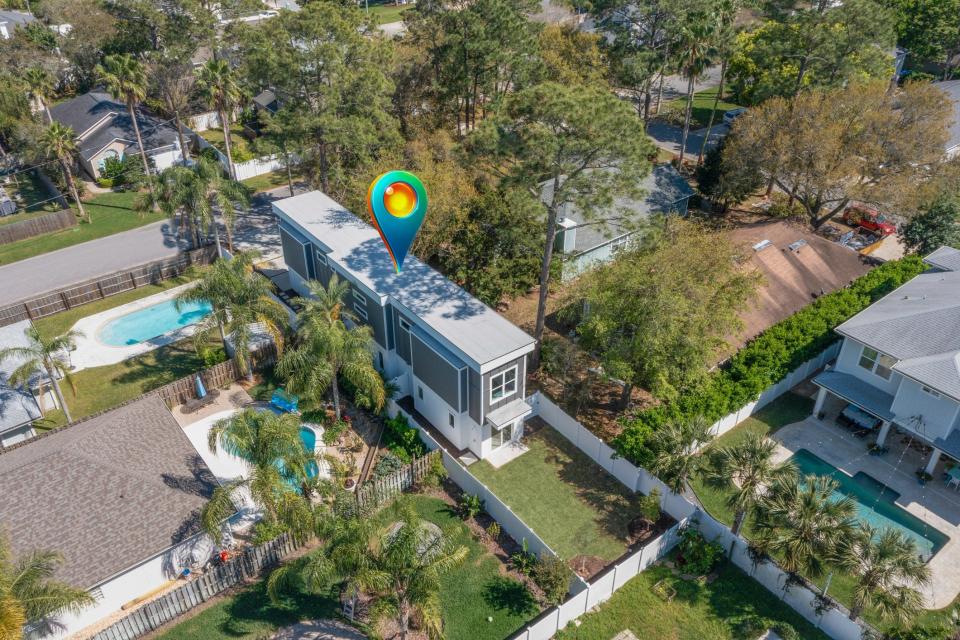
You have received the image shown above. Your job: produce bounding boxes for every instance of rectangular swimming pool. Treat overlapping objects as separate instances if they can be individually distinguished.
[788,449,949,561]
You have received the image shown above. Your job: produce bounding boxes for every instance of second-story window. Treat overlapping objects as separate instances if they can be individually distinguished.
[858,346,895,380]
[352,289,368,322]
[490,366,517,402]
[921,385,942,399]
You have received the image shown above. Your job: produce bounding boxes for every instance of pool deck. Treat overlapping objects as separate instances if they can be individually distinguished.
[773,408,960,608]
[67,283,201,371]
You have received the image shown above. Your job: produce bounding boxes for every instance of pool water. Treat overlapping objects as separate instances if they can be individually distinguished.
[789,449,948,561]
[300,427,319,479]
[98,299,213,346]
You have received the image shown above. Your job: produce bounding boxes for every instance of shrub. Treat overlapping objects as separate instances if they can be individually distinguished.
[251,519,288,544]
[731,613,774,638]
[321,419,349,446]
[373,451,406,478]
[458,493,484,520]
[485,521,501,542]
[773,621,799,640]
[383,413,427,462]
[637,488,661,523]
[614,256,927,464]
[96,177,114,188]
[421,453,447,488]
[510,539,537,575]
[532,555,573,605]
[676,526,724,575]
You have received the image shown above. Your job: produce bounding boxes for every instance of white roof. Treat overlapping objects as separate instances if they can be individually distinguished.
[273,191,536,370]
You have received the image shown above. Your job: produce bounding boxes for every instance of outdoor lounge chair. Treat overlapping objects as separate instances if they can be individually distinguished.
[271,389,299,413]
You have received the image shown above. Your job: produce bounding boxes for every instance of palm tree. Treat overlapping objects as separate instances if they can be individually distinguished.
[200,409,314,537]
[753,475,857,583]
[177,250,287,380]
[24,66,54,123]
[277,277,385,421]
[696,0,740,166]
[137,156,249,251]
[675,12,717,166]
[149,55,195,165]
[836,525,931,624]
[0,533,94,639]
[0,325,82,425]
[702,433,797,536]
[648,415,714,494]
[40,123,87,223]
[270,501,468,640]
[195,59,242,180]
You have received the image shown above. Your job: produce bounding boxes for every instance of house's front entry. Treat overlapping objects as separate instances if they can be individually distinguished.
[483,398,534,467]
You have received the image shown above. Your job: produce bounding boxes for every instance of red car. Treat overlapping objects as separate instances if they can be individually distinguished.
[842,205,896,236]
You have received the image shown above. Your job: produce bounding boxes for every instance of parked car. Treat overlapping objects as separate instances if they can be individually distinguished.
[722,107,747,126]
[842,205,896,236]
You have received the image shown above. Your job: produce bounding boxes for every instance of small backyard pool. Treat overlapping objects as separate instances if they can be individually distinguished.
[789,449,948,560]
[98,299,212,346]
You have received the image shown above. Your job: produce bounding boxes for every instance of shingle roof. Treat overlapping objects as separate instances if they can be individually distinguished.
[273,191,536,369]
[835,264,960,399]
[924,246,960,273]
[0,396,217,588]
[936,80,960,154]
[0,10,35,29]
[49,91,179,161]
[540,164,694,255]
[0,320,42,434]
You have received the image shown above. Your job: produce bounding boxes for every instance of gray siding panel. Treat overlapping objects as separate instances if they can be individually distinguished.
[482,356,526,417]
[367,296,386,348]
[279,226,308,280]
[468,369,481,423]
[315,256,332,288]
[460,370,468,413]
[385,304,395,350]
[396,313,411,364]
[411,334,461,409]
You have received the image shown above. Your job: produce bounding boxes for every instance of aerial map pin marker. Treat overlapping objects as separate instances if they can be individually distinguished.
[366,170,428,273]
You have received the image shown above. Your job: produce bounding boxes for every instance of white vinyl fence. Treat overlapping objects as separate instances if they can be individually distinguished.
[192,130,299,180]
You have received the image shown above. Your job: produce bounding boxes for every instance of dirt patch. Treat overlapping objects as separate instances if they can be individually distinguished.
[569,555,606,579]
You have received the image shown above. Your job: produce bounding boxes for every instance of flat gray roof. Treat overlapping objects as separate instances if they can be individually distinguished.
[0,396,217,588]
[273,191,535,370]
[0,320,42,433]
[936,80,960,153]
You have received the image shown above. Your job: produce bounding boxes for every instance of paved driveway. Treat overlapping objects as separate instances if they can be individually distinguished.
[0,220,189,307]
[228,182,309,259]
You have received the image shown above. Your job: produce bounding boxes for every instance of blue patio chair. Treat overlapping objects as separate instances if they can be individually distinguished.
[270,388,299,413]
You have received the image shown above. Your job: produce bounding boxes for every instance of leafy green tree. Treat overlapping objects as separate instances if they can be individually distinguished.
[722,80,953,228]
[24,67,54,124]
[703,434,797,536]
[695,140,763,211]
[727,0,896,105]
[753,475,857,581]
[195,59,242,180]
[571,218,761,402]
[900,196,960,255]
[535,24,608,88]
[648,415,714,494]
[96,54,154,191]
[880,0,960,72]
[695,0,741,165]
[277,277,385,421]
[0,533,94,639]
[443,188,544,306]
[237,1,399,198]
[0,325,82,425]
[464,81,653,366]
[40,122,87,222]
[177,250,287,379]
[200,408,314,537]
[836,525,931,624]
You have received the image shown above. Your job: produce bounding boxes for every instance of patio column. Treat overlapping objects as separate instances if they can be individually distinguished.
[813,387,828,417]
[876,421,891,447]
[924,448,942,476]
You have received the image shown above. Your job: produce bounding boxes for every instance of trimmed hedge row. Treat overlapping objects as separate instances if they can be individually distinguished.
[613,255,928,464]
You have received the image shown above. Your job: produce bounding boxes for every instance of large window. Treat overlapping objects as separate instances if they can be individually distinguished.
[490,366,517,402]
[858,346,895,380]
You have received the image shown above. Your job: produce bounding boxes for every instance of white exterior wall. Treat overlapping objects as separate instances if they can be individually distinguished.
[891,377,960,441]
[150,144,183,172]
[411,374,469,450]
[834,337,903,396]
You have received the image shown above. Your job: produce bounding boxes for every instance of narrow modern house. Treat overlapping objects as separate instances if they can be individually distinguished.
[272,190,537,462]
[812,246,960,476]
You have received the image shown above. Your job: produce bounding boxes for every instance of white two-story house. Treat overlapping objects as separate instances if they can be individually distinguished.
[272,191,537,462]
[812,246,960,475]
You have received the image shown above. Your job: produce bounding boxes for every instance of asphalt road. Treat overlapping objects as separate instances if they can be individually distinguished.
[0,220,189,307]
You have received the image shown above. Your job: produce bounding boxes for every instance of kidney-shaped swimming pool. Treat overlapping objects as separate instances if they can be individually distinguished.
[97,299,213,346]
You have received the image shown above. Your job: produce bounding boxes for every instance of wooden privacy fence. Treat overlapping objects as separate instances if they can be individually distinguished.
[88,533,299,640]
[0,246,215,328]
[353,450,440,513]
[0,208,75,245]
[155,343,278,408]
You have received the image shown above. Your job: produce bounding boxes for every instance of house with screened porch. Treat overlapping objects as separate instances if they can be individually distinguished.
[272,190,537,462]
[812,246,960,478]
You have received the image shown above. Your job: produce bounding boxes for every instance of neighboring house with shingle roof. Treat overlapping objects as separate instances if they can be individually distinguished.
[937,80,960,160]
[49,91,184,180]
[0,320,48,447]
[0,395,219,638]
[812,247,960,472]
[541,164,695,280]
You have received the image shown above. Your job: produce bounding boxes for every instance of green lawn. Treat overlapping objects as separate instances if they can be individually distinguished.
[0,171,61,222]
[241,168,304,195]
[0,190,165,266]
[365,0,411,23]
[554,561,830,640]
[661,87,742,130]
[470,426,640,562]
[200,125,257,163]
[154,494,538,640]
[32,270,202,339]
